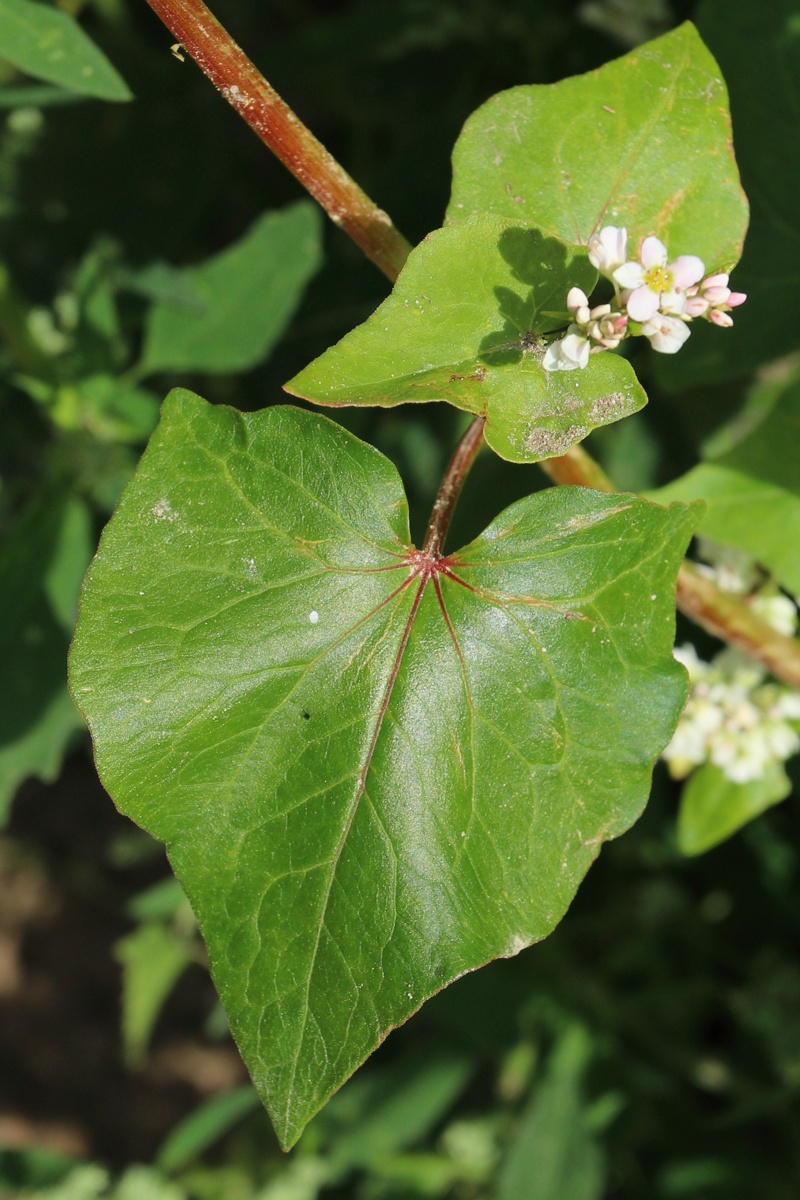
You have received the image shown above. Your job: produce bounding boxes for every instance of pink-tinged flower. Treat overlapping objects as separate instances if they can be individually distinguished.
[685,272,747,324]
[613,236,704,321]
[588,226,628,277]
[641,312,691,354]
[543,330,590,371]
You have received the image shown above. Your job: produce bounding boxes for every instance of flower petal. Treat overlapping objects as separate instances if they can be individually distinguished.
[727,291,747,308]
[626,285,660,321]
[660,289,687,316]
[613,262,644,290]
[640,236,668,269]
[642,314,691,353]
[567,286,589,311]
[670,255,705,289]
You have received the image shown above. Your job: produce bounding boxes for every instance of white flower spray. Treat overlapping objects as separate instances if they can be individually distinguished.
[543,225,747,371]
[662,543,800,786]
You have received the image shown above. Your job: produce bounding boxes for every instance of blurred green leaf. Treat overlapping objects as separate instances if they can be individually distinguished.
[114,921,194,1067]
[0,83,85,107]
[711,378,800,497]
[0,0,131,102]
[496,1026,605,1200]
[677,763,792,856]
[287,215,646,463]
[0,494,92,822]
[650,464,800,594]
[155,1087,261,1175]
[326,1056,472,1173]
[70,391,696,1147]
[125,876,188,922]
[139,204,323,377]
[448,23,748,269]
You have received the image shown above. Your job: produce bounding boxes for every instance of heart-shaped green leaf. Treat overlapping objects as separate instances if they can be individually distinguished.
[448,23,748,269]
[69,390,698,1147]
[286,215,646,463]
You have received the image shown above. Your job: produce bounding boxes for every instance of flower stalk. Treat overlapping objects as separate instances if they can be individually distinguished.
[143,0,412,281]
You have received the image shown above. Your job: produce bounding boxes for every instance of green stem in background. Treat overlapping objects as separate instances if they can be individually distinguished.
[540,449,800,690]
[143,0,412,281]
[142,0,799,688]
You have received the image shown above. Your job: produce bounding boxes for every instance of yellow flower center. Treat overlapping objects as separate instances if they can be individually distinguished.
[644,264,673,293]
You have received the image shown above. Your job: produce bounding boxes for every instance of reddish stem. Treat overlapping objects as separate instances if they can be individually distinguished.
[144,0,412,281]
[423,417,486,559]
[540,446,800,689]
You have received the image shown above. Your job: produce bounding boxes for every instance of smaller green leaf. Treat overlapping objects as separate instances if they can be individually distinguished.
[677,762,791,856]
[114,921,194,1067]
[0,0,131,101]
[139,204,322,377]
[448,23,748,270]
[650,464,800,595]
[496,1026,604,1200]
[155,1087,261,1175]
[286,215,646,464]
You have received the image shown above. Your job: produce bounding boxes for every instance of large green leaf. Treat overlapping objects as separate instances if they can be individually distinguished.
[0,0,131,102]
[286,215,645,463]
[69,390,697,1147]
[659,0,800,387]
[140,204,323,377]
[447,23,748,269]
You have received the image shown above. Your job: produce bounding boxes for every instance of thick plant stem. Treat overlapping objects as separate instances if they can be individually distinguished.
[424,417,486,559]
[540,448,800,689]
[143,0,412,281]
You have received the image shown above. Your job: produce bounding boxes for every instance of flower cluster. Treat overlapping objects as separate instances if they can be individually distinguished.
[544,225,746,371]
[662,544,800,786]
[663,645,800,785]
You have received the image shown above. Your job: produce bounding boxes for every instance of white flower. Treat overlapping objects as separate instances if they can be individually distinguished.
[542,330,590,371]
[640,311,691,354]
[613,235,704,321]
[588,226,628,277]
[664,641,800,785]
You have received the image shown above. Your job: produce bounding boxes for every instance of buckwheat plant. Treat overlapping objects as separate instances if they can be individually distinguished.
[68,4,800,1148]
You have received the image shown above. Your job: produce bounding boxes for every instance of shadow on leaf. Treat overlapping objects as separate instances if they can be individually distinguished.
[478,227,596,366]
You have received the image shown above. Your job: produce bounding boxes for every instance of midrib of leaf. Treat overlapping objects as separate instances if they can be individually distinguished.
[282,569,426,1128]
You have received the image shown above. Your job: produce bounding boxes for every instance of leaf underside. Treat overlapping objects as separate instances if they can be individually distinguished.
[70,391,698,1146]
[447,22,748,269]
[286,216,646,464]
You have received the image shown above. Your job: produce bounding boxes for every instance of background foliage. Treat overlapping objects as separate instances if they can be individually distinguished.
[2,0,800,1197]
